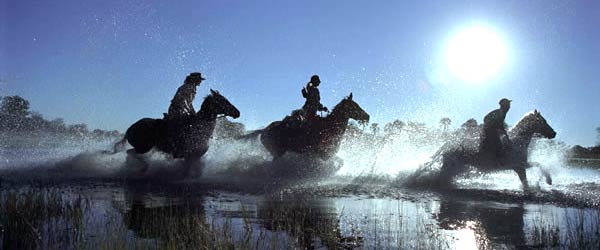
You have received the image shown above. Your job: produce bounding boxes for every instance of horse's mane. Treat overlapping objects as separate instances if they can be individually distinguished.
[329,98,350,115]
[203,91,219,100]
[198,91,222,118]
[510,110,539,134]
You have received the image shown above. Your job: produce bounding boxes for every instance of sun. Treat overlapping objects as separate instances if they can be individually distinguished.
[444,24,508,84]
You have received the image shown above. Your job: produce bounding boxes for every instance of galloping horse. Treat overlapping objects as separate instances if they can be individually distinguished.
[414,110,556,190]
[114,89,240,171]
[249,93,369,160]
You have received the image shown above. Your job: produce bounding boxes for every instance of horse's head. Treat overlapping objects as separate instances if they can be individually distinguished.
[521,109,556,139]
[333,93,370,123]
[200,89,240,119]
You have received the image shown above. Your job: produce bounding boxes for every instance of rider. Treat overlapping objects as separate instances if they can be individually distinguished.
[166,72,205,120]
[301,75,328,121]
[480,98,511,158]
[165,72,205,156]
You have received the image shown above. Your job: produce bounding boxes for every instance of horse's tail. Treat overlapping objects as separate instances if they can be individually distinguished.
[235,129,263,141]
[112,137,128,154]
[98,137,127,155]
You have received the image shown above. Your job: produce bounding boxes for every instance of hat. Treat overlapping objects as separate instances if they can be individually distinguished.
[189,72,206,81]
[499,98,512,105]
[310,75,321,83]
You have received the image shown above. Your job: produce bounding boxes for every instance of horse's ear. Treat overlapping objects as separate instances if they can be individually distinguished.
[348,92,353,100]
[210,89,216,95]
[534,109,538,114]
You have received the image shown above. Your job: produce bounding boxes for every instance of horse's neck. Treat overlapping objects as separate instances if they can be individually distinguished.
[325,108,350,134]
[195,112,217,136]
[509,123,534,151]
[198,98,218,121]
[198,111,217,121]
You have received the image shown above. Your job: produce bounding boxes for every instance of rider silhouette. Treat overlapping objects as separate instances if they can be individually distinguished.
[166,72,205,120]
[165,72,205,156]
[480,98,511,158]
[301,75,328,121]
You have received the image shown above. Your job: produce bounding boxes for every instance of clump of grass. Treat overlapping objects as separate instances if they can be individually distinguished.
[528,206,600,249]
[0,186,293,250]
[0,187,88,250]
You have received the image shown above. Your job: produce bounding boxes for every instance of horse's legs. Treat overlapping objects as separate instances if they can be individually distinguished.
[529,162,552,185]
[262,140,285,160]
[126,149,149,173]
[539,168,553,186]
[181,157,199,178]
[272,150,286,160]
[514,167,529,191]
[262,138,285,160]
[180,148,207,178]
[438,153,463,187]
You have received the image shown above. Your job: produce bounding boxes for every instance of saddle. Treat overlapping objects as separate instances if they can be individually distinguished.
[282,109,307,129]
[479,130,511,162]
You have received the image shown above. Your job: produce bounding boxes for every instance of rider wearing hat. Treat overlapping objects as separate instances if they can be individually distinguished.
[480,98,512,158]
[165,72,205,155]
[301,75,328,121]
[167,72,205,120]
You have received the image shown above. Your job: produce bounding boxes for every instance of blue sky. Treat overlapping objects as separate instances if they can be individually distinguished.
[1,0,599,146]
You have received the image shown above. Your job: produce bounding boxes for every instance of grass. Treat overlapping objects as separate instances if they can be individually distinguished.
[0,186,295,250]
[2,184,600,250]
[527,206,600,249]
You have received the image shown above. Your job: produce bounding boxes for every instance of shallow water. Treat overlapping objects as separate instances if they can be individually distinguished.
[1,135,600,249]
[1,182,599,250]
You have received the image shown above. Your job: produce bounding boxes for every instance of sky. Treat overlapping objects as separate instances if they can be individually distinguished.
[1,0,599,146]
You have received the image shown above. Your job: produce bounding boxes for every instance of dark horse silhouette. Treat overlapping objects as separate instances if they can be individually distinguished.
[114,89,240,172]
[411,110,556,190]
[245,93,369,160]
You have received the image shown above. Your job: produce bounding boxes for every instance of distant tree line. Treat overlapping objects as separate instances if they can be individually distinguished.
[0,95,120,138]
[597,126,600,146]
[347,117,482,138]
[568,126,600,159]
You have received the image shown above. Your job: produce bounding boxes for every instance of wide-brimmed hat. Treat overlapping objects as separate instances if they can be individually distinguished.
[499,98,512,105]
[189,72,206,81]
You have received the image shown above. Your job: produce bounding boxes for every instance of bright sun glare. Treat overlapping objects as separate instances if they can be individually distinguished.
[445,24,508,84]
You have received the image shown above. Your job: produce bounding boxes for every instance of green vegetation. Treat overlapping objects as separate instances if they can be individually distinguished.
[567,144,600,169]
[0,95,120,138]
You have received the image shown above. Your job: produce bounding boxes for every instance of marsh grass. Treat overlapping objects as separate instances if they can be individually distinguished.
[0,187,294,250]
[2,185,600,250]
[528,206,600,249]
[0,187,89,250]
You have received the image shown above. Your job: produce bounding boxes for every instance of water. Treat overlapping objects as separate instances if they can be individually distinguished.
[1,131,600,249]
[2,183,599,249]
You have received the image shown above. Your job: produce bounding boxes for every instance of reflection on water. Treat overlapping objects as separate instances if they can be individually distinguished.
[257,198,345,249]
[437,199,526,249]
[122,188,209,248]
[1,183,599,249]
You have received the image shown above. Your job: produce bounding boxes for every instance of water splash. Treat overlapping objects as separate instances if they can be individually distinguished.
[336,130,445,176]
[1,128,598,196]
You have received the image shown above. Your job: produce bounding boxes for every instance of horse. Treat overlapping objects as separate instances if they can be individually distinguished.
[412,110,556,190]
[114,89,240,173]
[244,93,369,160]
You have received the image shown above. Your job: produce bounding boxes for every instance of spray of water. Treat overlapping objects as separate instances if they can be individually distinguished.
[1,124,598,197]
